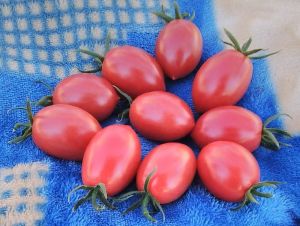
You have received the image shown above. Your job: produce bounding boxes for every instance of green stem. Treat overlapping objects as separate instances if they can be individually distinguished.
[241,37,252,52]
[9,99,34,144]
[36,80,53,92]
[174,2,183,19]
[35,95,53,107]
[113,85,133,123]
[223,29,279,59]
[113,85,132,105]
[68,183,115,212]
[7,106,27,114]
[114,169,165,222]
[77,67,101,73]
[152,1,195,23]
[78,49,104,61]
[116,109,130,123]
[35,80,54,107]
[261,113,292,151]
[77,34,111,73]
[231,181,281,211]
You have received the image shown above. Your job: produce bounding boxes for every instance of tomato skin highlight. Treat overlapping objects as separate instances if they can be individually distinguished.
[32,104,101,160]
[82,124,141,196]
[129,91,195,141]
[156,20,203,80]
[192,106,262,152]
[137,143,196,204]
[198,141,260,202]
[52,74,119,121]
[102,46,165,98]
[192,50,253,112]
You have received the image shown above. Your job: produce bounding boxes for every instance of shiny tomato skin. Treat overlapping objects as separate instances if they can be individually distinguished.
[198,141,260,202]
[129,91,195,141]
[82,125,141,196]
[52,74,119,121]
[137,143,196,204]
[191,106,262,152]
[32,104,101,161]
[156,20,203,80]
[192,50,253,112]
[102,46,165,98]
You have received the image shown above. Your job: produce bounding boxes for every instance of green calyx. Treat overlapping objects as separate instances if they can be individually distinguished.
[113,169,165,222]
[223,29,279,59]
[35,95,53,107]
[113,85,133,123]
[8,99,34,144]
[35,80,53,107]
[231,181,281,211]
[8,80,53,144]
[113,85,132,106]
[153,1,195,23]
[261,113,292,150]
[77,34,111,73]
[68,183,115,212]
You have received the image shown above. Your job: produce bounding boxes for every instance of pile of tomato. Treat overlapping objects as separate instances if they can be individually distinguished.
[10,2,291,222]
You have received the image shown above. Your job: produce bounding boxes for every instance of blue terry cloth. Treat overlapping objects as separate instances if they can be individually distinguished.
[0,0,299,225]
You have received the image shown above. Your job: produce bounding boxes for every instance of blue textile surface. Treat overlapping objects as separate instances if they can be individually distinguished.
[0,0,299,225]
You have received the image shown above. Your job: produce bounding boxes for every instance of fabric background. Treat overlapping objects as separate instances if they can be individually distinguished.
[0,0,299,225]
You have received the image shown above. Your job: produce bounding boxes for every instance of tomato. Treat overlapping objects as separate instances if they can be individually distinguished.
[192,29,278,112]
[156,20,203,80]
[192,50,252,112]
[192,106,261,152]
[154,3,203,80]
[198,141,259,202]
[102,46,165,98]
[32,104,101,160]
[69,125,141,211]
[129,91,195,141]
[198,141,280,209]
[192,106,291,152]
[82,124,141,196]
[137,143,196,204]
[52,73,119,121]
[115,143,196,222]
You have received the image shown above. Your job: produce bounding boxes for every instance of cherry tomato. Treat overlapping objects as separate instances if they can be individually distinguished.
[32,104,101,160]
[52,73,119,121]
[192,106,291,152]
[192,29,278,112]
[198,141,260,202]
[192,50,252,112]
[156,20,202,80]
[129,91,195,141]
[82,124,141,196]
[102,46,165,98]
[192,106,262,152]
[137,143,196,204]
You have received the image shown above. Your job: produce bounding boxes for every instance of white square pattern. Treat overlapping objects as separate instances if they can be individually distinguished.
[0,0,170,78]
[4,20,13,31]
[0,162,48,225]
[30,2,41,15]
[47,18,58,30]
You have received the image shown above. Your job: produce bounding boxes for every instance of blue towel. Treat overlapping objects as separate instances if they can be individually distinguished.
[0,0,299,225]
